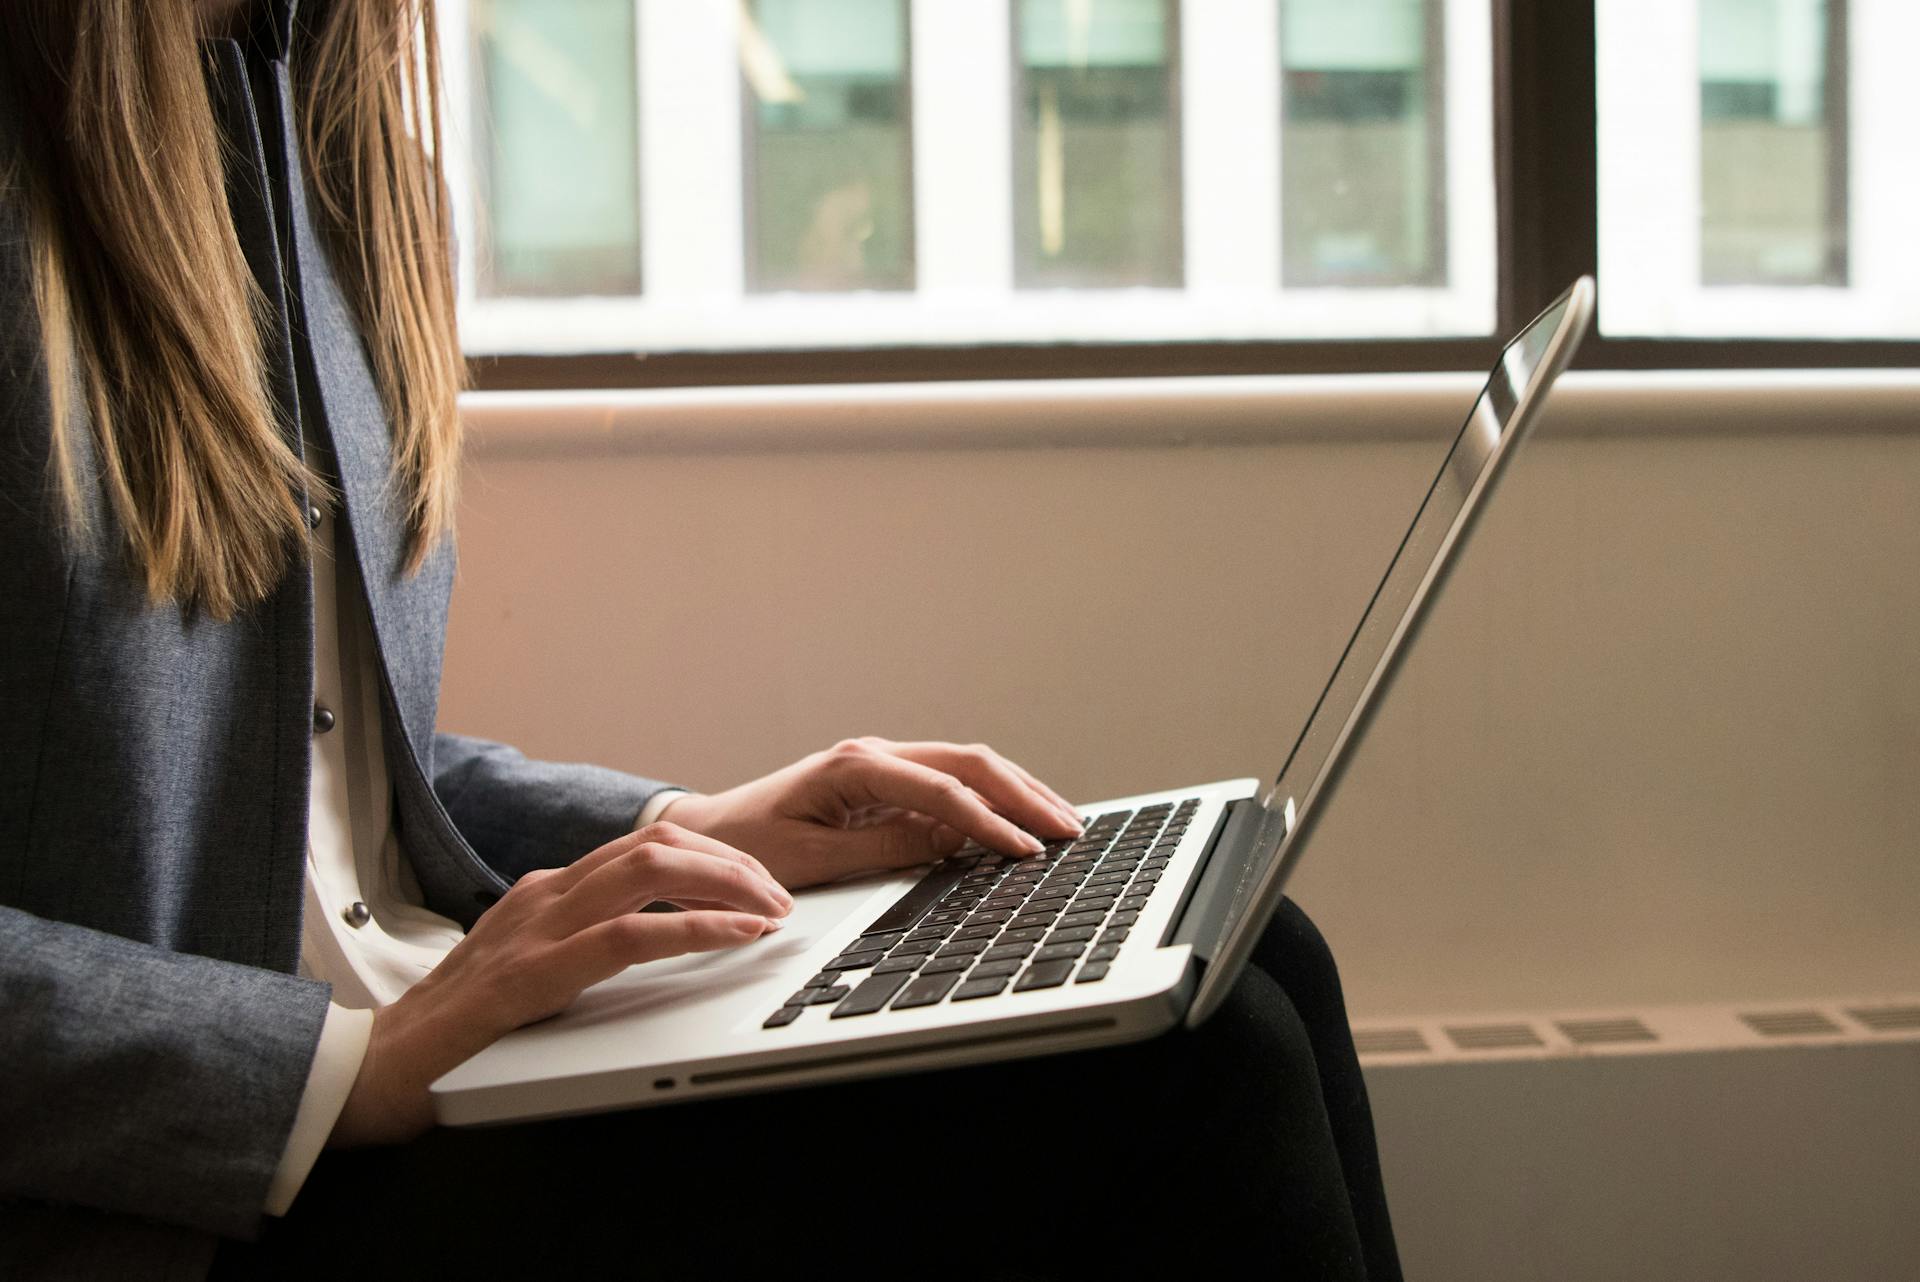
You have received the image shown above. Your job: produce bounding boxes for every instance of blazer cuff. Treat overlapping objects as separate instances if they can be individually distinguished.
[264,1003,373,1216]
[635,788,693,830]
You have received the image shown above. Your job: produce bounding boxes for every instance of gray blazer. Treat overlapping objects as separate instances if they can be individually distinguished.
[0,5,672,1276]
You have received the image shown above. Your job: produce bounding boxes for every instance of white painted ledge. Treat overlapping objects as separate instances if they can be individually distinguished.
[461,369,1920,456]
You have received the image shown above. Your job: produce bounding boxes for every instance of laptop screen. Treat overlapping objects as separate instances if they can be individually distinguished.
[1186,280,1591,1026]
[1265,289,1572,817]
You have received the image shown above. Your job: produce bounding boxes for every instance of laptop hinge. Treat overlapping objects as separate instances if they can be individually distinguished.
[1161,797,1266,965]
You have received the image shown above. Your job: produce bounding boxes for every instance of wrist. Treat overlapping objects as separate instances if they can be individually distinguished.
[638,788,701,831]
[328,989,477,1147]
[653,790,705,828]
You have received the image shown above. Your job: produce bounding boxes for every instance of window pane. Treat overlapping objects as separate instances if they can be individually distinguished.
[472,0,640,297]
[1700,0,1844,286]
[1014,0,1181,288]
[1280,0,1444,287]
[743,0,914,292]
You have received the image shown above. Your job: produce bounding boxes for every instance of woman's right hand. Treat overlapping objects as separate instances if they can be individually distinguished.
[328,822,793,1147]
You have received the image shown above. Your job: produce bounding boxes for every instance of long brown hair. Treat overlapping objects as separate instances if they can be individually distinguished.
[1,0,461,619]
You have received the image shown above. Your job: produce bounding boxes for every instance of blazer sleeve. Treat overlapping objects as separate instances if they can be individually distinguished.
[431,732,683,881]
[0,149,332,1241]
[0,906,332,1239]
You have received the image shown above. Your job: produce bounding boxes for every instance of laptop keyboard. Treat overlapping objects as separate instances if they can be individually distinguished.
[763,798,1199,1028]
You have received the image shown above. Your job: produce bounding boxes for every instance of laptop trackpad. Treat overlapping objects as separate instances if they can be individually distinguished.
[526,871,907,1036]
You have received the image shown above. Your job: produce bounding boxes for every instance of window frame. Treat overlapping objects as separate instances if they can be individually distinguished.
[464,0,1920,393]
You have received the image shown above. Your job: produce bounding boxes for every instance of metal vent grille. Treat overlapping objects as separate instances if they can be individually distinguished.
[1445,1022,1544,1051]
[1849,1005,1920,1033]
[1742,1010,1843,1037]
[1353,1028,1429,1055]
[1558,1017,1657,1046]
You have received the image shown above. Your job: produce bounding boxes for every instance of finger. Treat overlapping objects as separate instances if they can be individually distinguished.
[830,751,1044,856]
[558,822,788,906]
[552,843,791,936]
[891,742,1080,838]
[553,910,775,990]
[1003,756,1080,824]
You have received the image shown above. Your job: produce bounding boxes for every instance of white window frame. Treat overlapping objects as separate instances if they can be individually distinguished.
[1597,0,1920,338]
[444,0,1496,355]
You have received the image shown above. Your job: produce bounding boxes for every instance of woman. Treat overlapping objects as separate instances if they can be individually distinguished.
[0,1,1402,1278]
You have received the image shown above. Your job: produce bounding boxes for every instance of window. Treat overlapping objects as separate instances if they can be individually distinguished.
[1280,0,1445,287]
[1698,0,1844,287]
[742,0,914,292]
[469,0,641,297]
[1597,0,1920,338]
[447,0,1918,377]
[1013,0,1181,288]
[446,0,1496,356]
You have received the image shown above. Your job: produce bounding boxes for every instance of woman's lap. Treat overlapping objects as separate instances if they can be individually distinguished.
[221,900,1397,1281]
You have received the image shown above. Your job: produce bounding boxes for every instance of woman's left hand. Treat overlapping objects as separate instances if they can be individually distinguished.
[658,737,1083,890]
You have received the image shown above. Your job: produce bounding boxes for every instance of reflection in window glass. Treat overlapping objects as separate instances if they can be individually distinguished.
[472,0,641,297]
[1700,0,1845,286]
[743,0,913,292]
[1014,0,1181,288]
[1280,0,1444,287]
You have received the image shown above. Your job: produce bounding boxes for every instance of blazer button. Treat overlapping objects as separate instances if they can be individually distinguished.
[307,503,323,529]
[313,705,336,734]
[342,901,371,928]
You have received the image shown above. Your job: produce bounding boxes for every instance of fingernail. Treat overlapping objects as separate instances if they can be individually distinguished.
[762,915,785,932]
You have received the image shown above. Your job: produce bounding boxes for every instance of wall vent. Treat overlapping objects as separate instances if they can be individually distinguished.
[1741,1010,1843,1037]
[1558,1017,1657,1046]
[1849,1005,1920,1033]
[1445,1022,1543,1051]
[1353,1028,1429,1055]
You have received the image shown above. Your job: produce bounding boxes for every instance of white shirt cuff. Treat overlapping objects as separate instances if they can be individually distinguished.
[635,788,692,829]
[265,1002,374,1216]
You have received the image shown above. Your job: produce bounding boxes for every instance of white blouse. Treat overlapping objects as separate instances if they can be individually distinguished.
[262,463,679,1214]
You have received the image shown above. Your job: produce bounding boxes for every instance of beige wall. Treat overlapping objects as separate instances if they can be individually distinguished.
[440,372,1920,1022]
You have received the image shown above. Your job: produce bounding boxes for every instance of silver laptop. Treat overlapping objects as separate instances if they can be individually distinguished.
[432,277,1596,1126]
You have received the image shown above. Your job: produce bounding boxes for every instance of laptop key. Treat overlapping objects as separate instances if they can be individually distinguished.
[1014,960,1076,991]
[892,971,962,1010]
[969,958,1023,980]
[1087,942,1122,962]
[952,976,1010,1001]
[807,985,851,1005]
[832,972,912,1017]
[872,955,923,975]
[825,949,885,971]
[1046,926,1098,944]
[861,861,972,936]
[996,926,1047,944]
[1034,943,1085,963]
[953,923,1001,943]
[934,938,992,958]
[981,942,1036,963]
[764,1006,805,1028]
[921,954,972,975]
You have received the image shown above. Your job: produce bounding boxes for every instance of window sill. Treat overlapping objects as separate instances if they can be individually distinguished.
[461,368,1920,458]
